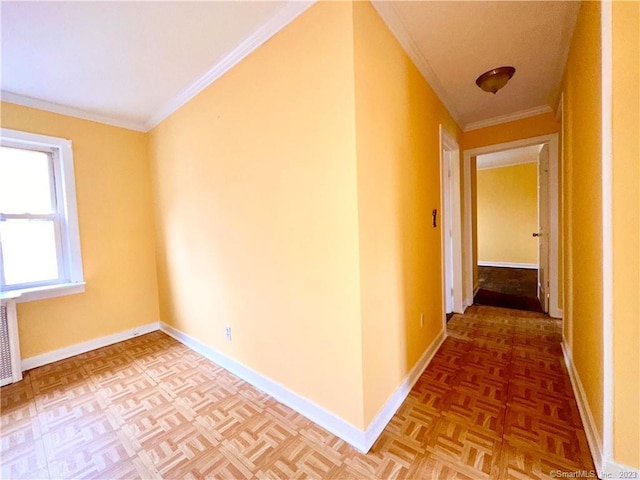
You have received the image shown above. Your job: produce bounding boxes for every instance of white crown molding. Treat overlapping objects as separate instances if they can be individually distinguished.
[0,91,147,132]
[145,1,315,131]
[21,322,160,371]
[371,1,463,129]
[463,105,552,132]
[2,2,315,134]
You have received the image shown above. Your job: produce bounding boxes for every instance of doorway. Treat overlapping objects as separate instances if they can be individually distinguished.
[474,143,544,312]
[462,134,561,318]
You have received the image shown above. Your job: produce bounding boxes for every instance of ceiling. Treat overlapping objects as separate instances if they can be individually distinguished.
[1,1,579,132]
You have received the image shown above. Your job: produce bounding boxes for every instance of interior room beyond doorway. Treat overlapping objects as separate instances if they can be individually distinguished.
[474,144,544,313]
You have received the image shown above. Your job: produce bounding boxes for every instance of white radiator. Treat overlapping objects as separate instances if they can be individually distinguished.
[0,299,23,386]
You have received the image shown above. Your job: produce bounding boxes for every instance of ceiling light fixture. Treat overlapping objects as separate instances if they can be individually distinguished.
[475,66,516,94]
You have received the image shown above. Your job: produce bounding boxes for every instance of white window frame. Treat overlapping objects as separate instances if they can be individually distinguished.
[0,128,85,303]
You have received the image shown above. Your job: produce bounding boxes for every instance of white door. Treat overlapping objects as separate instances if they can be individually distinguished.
[537,144,550,313]
[443,149,454,313]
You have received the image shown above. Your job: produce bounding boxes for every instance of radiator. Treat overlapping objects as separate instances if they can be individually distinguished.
[0,299,23,386]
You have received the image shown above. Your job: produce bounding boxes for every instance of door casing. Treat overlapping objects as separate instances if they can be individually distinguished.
[439,125,463,320]
[462,133,561,318]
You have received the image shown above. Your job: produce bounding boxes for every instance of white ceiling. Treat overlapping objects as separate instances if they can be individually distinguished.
[477,144,541,170]
[1,1,579,132]
[0,1,310,131]
[372,1,580,130]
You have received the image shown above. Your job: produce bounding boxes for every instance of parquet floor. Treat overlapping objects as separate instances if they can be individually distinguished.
[1,306,595,479]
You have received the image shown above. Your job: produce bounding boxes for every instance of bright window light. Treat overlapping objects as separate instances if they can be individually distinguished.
[0,129,84,299]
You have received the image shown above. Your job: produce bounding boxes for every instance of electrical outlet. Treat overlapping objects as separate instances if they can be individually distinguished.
[132,327,139,337]
[225,326,232,341]
[420,313,424,328]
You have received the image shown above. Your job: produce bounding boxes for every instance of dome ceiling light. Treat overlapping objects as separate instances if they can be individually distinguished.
[475,66,516,94]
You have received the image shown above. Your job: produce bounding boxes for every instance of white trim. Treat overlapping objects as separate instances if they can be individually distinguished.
[21,322,159,371]
[547,134,562,318]
[363,330,446,449]
[440,125,464,314]
[372,2,462,128]
[2,3,315,133]
[562,339,603,477]
[5,282,86,303]
[463,151,474,309]
[1,128,85,295]
[477,261,538,270]
[160,321,445,453]
[463,105,553,132]
[603,461,640,477]
[0,91,146,132]
[600,0,614,467]
[145,1,315,131]
[463,134,561,319]
[160,322,367,451]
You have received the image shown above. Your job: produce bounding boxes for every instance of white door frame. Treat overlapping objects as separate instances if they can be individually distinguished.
[439,125,464,318]
[463,133,561,318]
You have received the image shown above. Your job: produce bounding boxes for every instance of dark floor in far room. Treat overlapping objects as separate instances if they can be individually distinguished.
[475,266,543,313]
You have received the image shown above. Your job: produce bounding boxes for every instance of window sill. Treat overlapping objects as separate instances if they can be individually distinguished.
[0,282,86,303]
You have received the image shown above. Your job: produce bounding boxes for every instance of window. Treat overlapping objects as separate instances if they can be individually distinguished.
[0,128,84,302]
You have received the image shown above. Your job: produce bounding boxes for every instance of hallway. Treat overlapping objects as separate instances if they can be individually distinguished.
[433,305,595,477]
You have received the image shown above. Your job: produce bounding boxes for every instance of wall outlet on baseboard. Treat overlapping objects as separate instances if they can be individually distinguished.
[132,328,139,337]
[225,326,232,341]
[420,313,424,328]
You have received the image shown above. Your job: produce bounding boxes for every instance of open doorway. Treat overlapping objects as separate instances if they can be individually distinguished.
[474,144,545,312]
[462,134,561,319]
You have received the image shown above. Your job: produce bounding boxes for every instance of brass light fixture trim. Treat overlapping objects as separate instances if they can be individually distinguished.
[475,66,516,94]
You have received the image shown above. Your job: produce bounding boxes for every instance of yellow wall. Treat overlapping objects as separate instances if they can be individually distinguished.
[149,3,366,428]
[612,1,640,468]
[463,112,559,151]
[0,102,160,358]
[351,1,460,425]
[476,163,538,266]
[561,0,604,443]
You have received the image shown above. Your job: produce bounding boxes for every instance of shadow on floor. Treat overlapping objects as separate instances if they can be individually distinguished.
[475,266,543,313]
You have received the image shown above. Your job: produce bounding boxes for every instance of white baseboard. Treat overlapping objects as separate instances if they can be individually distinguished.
[160,322,445,453]
[603,460,640,477]
[550,306,563,320]
[159,322,368,451]
[562,338,638,478]
[478,261,538,269]
[562,338,603,476]
[21,322,159,371]
[362,329,445,449]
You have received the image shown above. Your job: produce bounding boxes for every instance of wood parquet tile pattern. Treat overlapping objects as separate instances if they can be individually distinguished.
[1,306,595,479]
